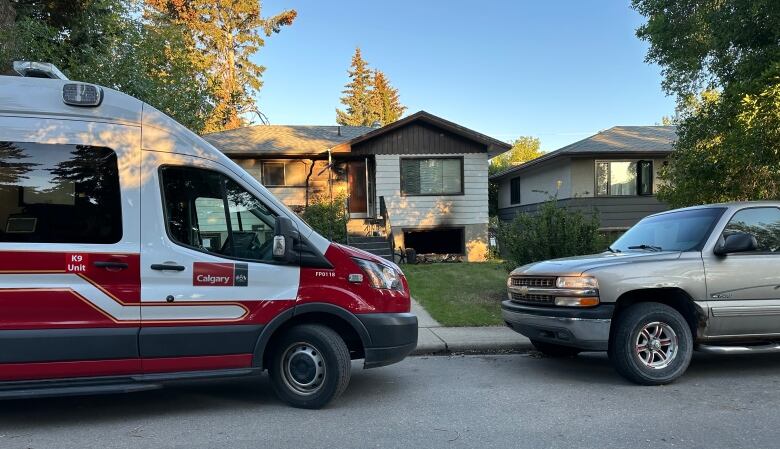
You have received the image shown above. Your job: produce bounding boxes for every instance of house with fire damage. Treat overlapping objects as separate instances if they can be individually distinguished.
[203,111,511,261]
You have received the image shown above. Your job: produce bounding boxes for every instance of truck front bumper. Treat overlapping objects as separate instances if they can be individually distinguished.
[502,301,613,351]
[357,313,418,369]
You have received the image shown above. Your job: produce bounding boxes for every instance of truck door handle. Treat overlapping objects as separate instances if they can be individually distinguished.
[150,263,186,272]
[93,261,129,270]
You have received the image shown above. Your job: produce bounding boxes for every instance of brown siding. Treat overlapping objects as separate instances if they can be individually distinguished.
[351,122,487,155]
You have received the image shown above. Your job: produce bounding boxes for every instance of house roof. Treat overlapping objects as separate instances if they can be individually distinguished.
[202,111,512,158]
[202,124,374,157]
[490,125,677,180]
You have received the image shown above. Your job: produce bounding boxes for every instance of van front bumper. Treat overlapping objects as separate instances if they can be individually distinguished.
[357,313,418,369]
[502,301,613,351]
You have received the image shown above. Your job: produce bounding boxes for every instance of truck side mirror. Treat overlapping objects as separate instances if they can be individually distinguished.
[273,216,300,264]
[714,232,758,256]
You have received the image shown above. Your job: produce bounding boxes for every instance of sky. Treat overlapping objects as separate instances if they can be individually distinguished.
[253,0,676,152]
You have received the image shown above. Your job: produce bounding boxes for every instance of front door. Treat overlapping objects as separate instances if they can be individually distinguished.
[139,151,300,372]
[348,160,368,217]
[704,206,780,337]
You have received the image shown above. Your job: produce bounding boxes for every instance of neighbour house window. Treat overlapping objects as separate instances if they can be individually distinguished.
[723,207,780,253]
[595,160,653,196]
[400,157,463,195]
[510,177,521,205]
[235,160,306,187]
[0,142,122,243]
[161,166,277,262]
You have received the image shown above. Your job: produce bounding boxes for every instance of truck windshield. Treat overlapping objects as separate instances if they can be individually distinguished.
[611,207,726,252]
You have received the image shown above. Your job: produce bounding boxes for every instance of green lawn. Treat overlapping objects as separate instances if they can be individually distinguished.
[403,262,509,327]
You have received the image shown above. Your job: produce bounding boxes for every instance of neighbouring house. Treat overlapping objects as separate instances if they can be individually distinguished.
[203,111,511,261]
[490,126,676,233]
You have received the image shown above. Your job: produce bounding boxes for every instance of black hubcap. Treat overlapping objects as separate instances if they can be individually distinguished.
[290,353,317,384]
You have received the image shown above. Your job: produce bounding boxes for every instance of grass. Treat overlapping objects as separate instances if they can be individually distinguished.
[403,261,509,327]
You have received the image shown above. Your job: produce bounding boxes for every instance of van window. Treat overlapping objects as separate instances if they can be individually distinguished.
[723,207,780,253]
[0,142,122,244]
[161,166,277,262]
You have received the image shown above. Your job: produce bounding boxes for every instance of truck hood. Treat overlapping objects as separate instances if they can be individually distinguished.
[510,251,682,276]
[332,243,402,272]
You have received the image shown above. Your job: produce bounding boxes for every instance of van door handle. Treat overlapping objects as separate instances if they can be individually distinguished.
[150,263,186,272]
[93,261,129,270]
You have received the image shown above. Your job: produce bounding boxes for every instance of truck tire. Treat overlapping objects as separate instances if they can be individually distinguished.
[269,324,351,409]
[609,302,693,385]
[530,339,582,357]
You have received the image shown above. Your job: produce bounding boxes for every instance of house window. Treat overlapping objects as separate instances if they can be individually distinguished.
[595,160,653,196]
[259,161,306,187]
[510,177,521,205]
[400,157,463,195]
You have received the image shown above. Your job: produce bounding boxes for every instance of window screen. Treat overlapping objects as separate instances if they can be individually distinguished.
[0,142,122,243]
[400,158,463,195]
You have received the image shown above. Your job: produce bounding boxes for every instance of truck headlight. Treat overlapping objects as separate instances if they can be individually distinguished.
[556,276,599,289]
[353,258,402,291]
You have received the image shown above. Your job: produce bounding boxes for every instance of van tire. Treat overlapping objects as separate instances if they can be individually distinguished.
[530,339,582,357]
[269,324,351,409]
[609,302,692,385]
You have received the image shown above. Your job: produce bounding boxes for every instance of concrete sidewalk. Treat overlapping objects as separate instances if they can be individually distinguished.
[410,297,532,355]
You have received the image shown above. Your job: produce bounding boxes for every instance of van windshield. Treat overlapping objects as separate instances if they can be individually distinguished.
[611,207,726,253]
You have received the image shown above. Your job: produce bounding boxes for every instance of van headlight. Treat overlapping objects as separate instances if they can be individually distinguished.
[353,258,402,291]
[556,276,599,289]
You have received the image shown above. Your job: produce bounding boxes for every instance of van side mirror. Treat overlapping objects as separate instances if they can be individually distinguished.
[714,232,758,256]
[273,216,300,264]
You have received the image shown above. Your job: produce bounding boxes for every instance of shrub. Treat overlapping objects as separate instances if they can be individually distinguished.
[300,194,348,243]
[498,198,602,268]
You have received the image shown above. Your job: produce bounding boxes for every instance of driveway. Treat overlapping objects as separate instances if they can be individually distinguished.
[1,353,779,448]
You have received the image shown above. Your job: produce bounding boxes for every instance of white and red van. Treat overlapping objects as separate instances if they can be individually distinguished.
[0,63,417,409]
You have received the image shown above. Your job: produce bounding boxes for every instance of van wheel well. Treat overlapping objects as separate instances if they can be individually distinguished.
[262,312,365,369]
[611,288,702,340]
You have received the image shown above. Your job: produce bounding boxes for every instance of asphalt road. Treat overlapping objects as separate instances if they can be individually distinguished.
[1,352,780,449]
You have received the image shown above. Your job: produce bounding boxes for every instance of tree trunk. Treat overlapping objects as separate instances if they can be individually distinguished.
[0,0,17,75]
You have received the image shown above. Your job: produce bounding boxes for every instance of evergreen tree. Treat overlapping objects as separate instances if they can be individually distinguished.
[370,69,406,126]
[336,47,373,126]
[146,0,296,132]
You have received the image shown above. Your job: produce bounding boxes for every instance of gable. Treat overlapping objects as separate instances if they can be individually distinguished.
[350,122,487,156]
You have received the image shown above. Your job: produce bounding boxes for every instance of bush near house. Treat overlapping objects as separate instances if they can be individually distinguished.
[300,194,348,243]
[498,198,603,268]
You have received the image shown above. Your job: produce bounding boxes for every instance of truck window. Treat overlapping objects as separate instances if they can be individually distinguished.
[0,142,122,244]
[161,166,277,262]
[723,207,780,253]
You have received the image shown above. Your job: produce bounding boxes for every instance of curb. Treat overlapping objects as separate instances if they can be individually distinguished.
[412,327,534,356]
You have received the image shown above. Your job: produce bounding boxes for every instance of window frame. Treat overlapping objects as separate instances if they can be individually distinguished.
[509,176,522,205]
[260,160,307,187]
[399,156,465,197]
[594,159,654,197]
[158,165,284,265]
[718,206,780,255]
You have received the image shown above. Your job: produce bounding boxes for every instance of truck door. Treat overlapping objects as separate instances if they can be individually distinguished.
[704,206,780,337]
[0,117,142,381]
[139,151,300,372]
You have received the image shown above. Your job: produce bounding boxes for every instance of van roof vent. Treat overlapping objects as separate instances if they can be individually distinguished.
[12,61,69,80]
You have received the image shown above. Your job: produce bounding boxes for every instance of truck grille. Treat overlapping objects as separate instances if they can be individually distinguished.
[510,277,555,288]
[510,292,554,304]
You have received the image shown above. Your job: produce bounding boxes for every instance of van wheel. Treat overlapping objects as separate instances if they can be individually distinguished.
[609,302,693,385]
[269,324,351,409]
[530,339,582,357]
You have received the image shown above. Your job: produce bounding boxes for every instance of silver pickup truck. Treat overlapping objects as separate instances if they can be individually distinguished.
[503,202,780,385]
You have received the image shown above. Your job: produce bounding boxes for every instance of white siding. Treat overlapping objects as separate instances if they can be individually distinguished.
[375,153,489,227]
[497,159,573,207]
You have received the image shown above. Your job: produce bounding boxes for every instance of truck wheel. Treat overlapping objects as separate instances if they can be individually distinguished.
[530,339,582,357]
[609,302,693,385]
[269,324,351,409]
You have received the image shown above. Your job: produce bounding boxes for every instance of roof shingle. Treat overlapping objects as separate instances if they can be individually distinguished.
[202,125,374,156]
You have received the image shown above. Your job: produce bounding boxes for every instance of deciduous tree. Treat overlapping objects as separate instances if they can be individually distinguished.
[633,0,780,206]
[488,136,544,216]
